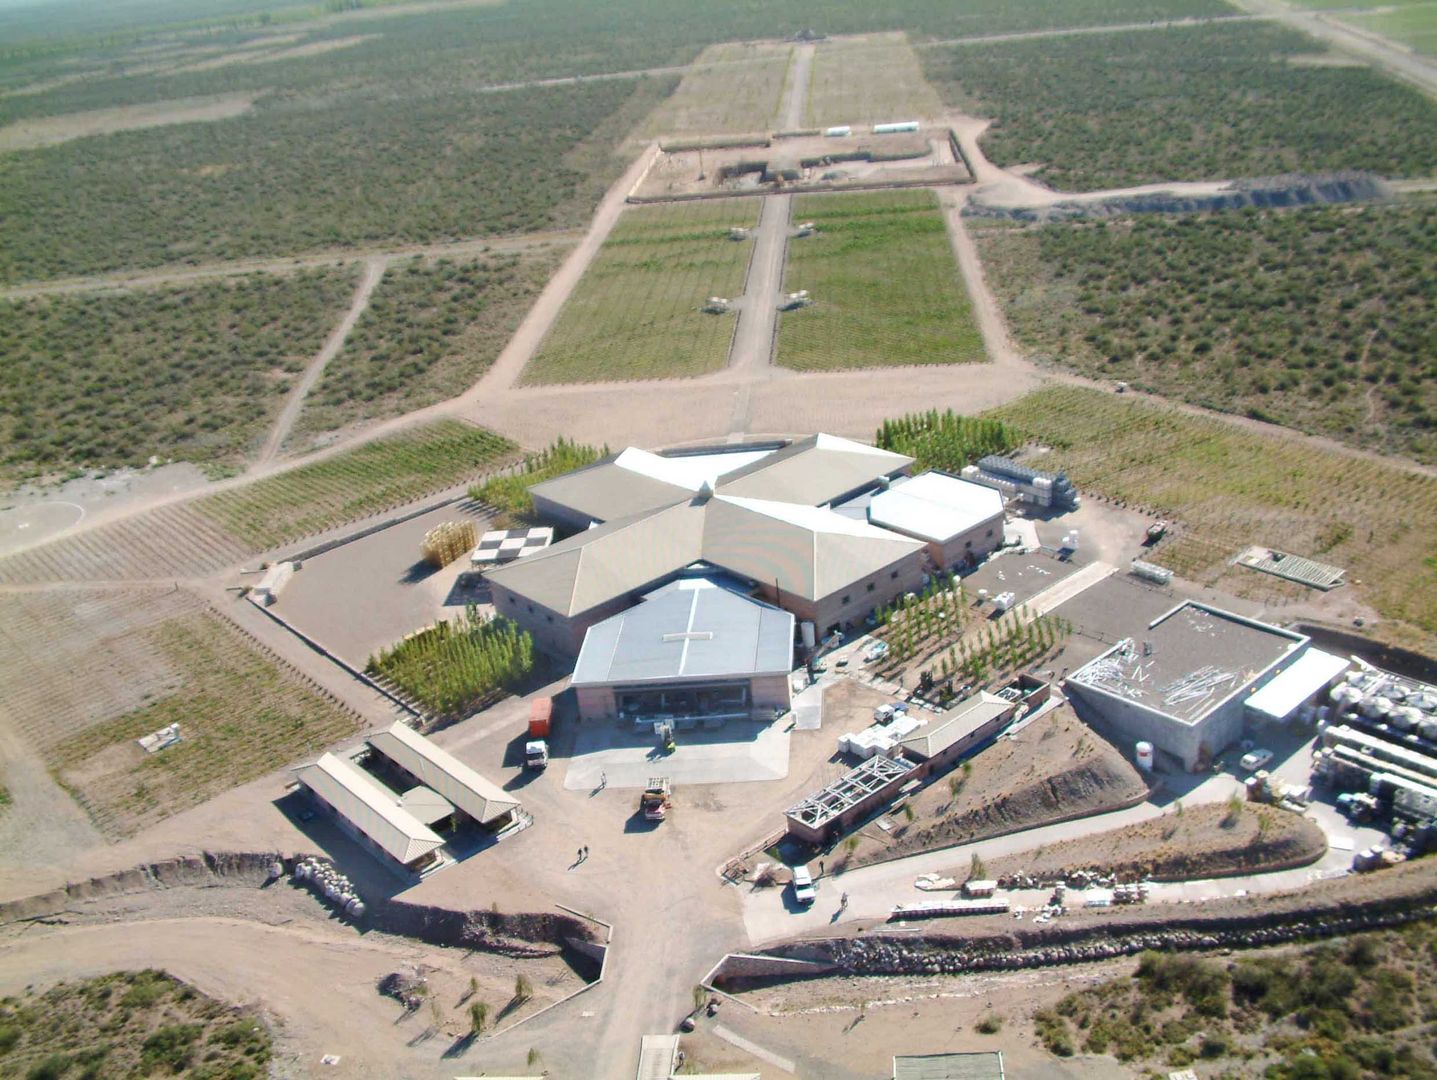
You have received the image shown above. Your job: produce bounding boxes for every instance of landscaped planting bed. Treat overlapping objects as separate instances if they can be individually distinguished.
[923,21,1437,190]
[776,190,983,371]
[49,609,362,839]
[367,609,534,720]
[523,200,760,384]
[987,387,1437,645]
[195,420,518,551]
[972,203,1437,463]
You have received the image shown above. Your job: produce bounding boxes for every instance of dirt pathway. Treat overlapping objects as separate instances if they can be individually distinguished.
[0,230,575,300]
[916,13,1263,50]
[938,187,1029,372]
[727,195,790,374]
[465,142,661,396]
[256,257,386,467]
[782,43,815,130]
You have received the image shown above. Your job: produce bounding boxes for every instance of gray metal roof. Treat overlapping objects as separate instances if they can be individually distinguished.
[530,458,692,524]
[367,721,519,825]
[571,581,793,687]
[893,1052,1005,1080]
[293,753,443,866]
[898,692,1014,760]
[717,433,911,505]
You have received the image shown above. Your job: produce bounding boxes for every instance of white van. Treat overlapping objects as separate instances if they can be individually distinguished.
[791,865,817,905]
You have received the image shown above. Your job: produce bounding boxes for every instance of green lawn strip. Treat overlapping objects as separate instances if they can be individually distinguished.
[195,419,518,550]
[523,200,760,384]
[777,189,983,371]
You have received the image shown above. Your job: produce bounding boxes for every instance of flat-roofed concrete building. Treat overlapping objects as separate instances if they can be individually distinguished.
[868,471,1005,569]
[488,434,930,658]
[1065,601,1310,771]
[570,579,793,723]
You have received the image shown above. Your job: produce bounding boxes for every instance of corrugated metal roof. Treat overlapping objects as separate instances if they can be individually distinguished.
[717,433,911,505]
[705,495,923,600]
[571,581,793,686]
[870,472,1004,542]
[367,722,519,825]
[294,753,443,865]
[486,501,708,616]
[898,692,1013,759]
[892,1051,1004,1080]
[1246,647,1349,721]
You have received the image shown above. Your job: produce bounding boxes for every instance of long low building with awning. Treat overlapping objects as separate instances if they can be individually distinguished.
[1244,648,1351,723]
[294,752,445,874]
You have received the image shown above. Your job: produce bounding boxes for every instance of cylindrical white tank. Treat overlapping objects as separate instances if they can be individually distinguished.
[1420,718,1437,742]
[1135,742,1154,771]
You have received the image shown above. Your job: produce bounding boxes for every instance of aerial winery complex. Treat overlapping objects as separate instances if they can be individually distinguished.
[1,0,1435,1077]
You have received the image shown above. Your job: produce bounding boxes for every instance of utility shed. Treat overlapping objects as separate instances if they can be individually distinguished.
[868,472,1005,568]
[1245,648,1350,722]
[293,753,444,873]
[571,580,793,723]
[897,691,1017,772]
[785,753,916,844]
[366,721,520,827]
[892,1051,1005,1080]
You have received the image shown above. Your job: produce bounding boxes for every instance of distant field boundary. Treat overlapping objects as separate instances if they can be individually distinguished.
[628,175,970,205]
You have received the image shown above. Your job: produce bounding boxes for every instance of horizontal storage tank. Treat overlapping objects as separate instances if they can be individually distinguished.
[873,121,920,134]
[824,125,852,137]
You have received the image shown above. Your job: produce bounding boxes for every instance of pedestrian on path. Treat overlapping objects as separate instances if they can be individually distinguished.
[576,846,583,864]
[840,891,849,911]
[600,771,607,789]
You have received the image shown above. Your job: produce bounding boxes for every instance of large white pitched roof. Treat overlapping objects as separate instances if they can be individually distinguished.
[869,472,1005,542]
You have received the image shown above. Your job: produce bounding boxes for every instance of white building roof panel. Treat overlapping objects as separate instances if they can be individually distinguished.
[869,472,1005,542]
[294,753,443,865]
[1246,648,1350,721]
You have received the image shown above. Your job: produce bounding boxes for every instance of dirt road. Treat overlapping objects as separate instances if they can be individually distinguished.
[783,43,815,130]
[256,257,386,466]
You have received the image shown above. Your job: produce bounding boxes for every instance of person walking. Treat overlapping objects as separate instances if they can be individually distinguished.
[840,891,849,911]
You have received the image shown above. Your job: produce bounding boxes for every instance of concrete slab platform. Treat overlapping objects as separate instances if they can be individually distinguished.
[563,717,791,790]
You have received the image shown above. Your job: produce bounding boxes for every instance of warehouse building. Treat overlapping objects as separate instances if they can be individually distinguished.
[897,691,1018,771]
[1064,602,1310,771]
[294,723,520,875]
[570,579,794,724]
[488,435,933,658]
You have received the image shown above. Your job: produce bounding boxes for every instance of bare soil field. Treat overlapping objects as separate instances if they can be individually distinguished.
[843,705,1148,869]
[804,32,945,127]
[0,92,258,150]
[979,800,1328,884]
[638,41,792,139]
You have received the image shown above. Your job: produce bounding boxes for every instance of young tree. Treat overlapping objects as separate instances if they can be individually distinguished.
[514,974,532,1003]
[469,1001,489,1035]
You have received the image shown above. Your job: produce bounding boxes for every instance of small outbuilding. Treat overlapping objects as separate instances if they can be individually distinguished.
[897,691,1017,772]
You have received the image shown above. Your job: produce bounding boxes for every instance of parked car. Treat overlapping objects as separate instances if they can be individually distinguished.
[1240,748,1275,772]
[791,864,817,905]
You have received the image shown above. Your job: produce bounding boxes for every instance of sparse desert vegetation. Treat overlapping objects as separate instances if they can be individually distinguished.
[803,32,943,128]
[988,386,1437,642]
[776,190,983,371]
[973,203,1437,463]
[47,607,362,838]
[0,969,272,1080]
[0,269,357,481]
[924,22,1437,190]
[293,250,564,444]
[196,419,517,550]
[1032,926,1437,1076]
[523,200,759,384]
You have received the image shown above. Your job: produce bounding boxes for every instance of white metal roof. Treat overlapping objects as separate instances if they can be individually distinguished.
[613,446,773,490]
[1246,648,1350,721]
[294,753,443,865]
[367,722,520,825]
[869,472,1005,542]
